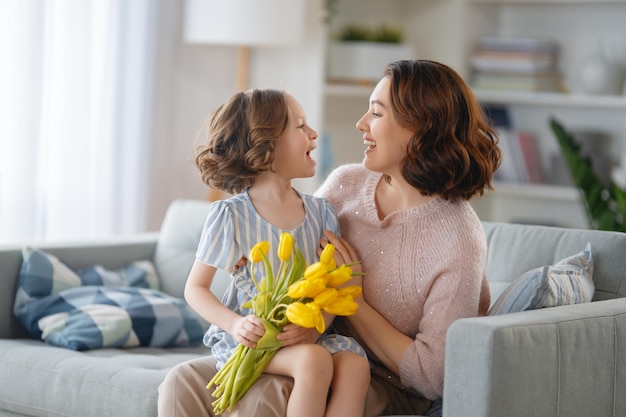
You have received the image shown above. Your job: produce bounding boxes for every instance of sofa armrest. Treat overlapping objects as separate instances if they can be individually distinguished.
[0,233,159,339]
[443,299,626,417]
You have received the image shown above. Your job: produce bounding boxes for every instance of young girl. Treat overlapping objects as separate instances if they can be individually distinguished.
[182,89,369,417]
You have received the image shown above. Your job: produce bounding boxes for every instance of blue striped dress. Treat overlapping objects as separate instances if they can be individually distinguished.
[196,189,366,368]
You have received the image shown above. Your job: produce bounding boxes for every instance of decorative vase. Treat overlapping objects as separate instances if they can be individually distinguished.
[578,44,625,95]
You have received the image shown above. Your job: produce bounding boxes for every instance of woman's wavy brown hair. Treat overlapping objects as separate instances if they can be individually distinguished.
[385,60,501,202]
[192,89,290,194]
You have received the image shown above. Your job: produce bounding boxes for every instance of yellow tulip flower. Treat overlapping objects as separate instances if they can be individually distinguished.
[303,262,328,282]
[327,265,353,287]
[249,241,270,263]
[286,279,308,298]
[249,241,271,292]
[287,276,326,299]
[337,285,362,299]
[319,243,337,268]
[286,301,325,333]
[313,288,338,308]
[277,233,294,261]
[322,295,359,316]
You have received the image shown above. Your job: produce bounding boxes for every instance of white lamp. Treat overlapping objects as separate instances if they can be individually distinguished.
[183,0,306,91]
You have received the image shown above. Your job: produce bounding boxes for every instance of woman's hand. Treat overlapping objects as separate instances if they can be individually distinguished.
[231,314,266,349]
[276,323,321,347]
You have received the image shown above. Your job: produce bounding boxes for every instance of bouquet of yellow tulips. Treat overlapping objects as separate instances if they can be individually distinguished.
[206,232,362,414]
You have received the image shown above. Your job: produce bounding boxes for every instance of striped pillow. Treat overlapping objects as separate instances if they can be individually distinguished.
[488,243,594,315]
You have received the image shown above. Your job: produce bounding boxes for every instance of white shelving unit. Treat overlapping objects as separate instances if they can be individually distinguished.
[321,0,626,228]
[473,90,626,109]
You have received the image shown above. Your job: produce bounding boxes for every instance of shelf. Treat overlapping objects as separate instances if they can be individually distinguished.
[326,83,626,110]
[474,90,626,110]
[322,0,623,228]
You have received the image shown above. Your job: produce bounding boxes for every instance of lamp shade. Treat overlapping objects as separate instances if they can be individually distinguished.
[183,0,306,47]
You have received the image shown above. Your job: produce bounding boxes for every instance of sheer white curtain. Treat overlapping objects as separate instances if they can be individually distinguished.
[0,0,157,244]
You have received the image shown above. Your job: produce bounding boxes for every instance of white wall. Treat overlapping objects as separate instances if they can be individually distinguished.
[145,0,326,231]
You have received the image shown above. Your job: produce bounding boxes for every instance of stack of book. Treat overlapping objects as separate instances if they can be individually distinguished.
[470,36,564,93]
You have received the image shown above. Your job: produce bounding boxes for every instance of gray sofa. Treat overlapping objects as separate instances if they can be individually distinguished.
[1,199,625,417]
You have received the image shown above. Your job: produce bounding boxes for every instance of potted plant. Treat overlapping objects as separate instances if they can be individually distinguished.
[550,117,626,232]
[327,23,413,83]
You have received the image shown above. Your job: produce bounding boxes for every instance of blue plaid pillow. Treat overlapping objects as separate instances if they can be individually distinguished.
[488,243,594,315]
[13,247,204,350]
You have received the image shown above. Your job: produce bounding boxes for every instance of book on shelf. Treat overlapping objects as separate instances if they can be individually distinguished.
[516,131,544,183]
[478,36,559,54]
[471,51,556,73]
[494,128,519,182]
[470,36,562,93]
[471,71,564,92]
[484,104,544,184]
[483,105,511,128]
[472,49,556,61]
[494,129,544,184]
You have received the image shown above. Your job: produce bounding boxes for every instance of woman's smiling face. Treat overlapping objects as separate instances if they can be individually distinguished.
[355,76,413,177]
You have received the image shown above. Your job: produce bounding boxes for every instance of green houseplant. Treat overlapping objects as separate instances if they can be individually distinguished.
[335,24,404,44]
[327,23,412,83]
[550,117,626,232]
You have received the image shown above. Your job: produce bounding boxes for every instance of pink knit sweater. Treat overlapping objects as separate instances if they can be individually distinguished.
[317,164,490,400]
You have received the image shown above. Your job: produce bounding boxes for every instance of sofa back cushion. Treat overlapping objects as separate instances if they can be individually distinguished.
[482,222,626,302]
[154,199,230,301]
[153,201,626,311]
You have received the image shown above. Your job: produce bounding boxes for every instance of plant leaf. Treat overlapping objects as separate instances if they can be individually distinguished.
[550,117,626,232]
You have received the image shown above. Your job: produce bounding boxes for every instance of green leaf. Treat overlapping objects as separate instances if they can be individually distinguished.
[255,318,283,351]
[550,117,626,232]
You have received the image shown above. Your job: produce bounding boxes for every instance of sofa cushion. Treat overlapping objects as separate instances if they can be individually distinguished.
[154,199,212,299]
[153,199,231,302]
[13,247,204,350]
[0,338,208,417]
[488,243,594,315]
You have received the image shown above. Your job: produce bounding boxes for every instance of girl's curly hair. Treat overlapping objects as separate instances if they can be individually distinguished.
[192,89,290,194]
[385,60,501,202]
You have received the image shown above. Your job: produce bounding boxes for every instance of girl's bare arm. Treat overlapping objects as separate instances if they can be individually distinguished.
[184,260,265,348]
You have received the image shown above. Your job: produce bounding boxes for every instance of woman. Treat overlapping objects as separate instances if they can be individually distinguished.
[315,59,500,415]
[158,60,500,416]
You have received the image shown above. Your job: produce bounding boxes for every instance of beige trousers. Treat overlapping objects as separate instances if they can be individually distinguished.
[157,355,432,417]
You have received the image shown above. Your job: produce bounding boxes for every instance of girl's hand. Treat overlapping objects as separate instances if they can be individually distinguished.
[276,323,320,347]
[231,314,266,348]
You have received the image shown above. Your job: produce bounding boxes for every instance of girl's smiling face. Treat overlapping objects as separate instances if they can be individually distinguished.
[272,94,318,180]
[355,76,413,177]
